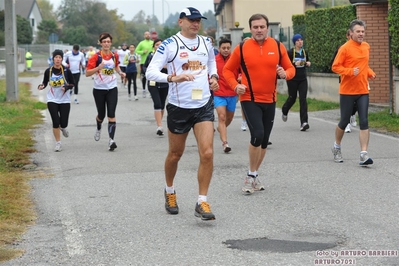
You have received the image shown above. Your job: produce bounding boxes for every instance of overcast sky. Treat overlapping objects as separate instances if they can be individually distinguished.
[49,0,215,23]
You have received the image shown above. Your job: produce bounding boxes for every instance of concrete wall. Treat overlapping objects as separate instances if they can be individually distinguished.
[278,72,340,103]
[0,63,26,77]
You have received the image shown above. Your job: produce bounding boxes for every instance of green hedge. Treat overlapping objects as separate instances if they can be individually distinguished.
[292,5,356,73]
[292,14,306,42]
[389,0,399,67]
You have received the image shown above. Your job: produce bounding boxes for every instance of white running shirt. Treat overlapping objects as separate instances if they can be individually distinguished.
[93,56,118,90]
[46,67,71,104]
[145,32,217,109]
[117,49,128,67]
[62,51,85,74]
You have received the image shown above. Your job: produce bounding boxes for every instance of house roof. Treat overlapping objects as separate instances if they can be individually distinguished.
[306,0,320,7]
[215,0,226,15]
[215,0,319,15]
[15,0,35,18]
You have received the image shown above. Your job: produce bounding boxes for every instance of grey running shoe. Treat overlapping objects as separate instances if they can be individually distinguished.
[156,127,164,136]
[241,120,247,131]
[60,128,69,138]
[359,152,373,166]
[253,177,265,191]
[194,201,215,220]
[350,115,357,127]
[300,122,310,131]
[331,146,343,163]
[108,139,117,151]
[54,142,62,152]
[282,114,288,122]
[345,124,351,133]
[222,141,231,153]
[164,190,179,215]
[94,129,101,141]
[242,176,255,194]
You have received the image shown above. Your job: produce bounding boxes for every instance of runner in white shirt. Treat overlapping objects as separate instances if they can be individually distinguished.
[63,44,85,104]
[38,49,75,152]
[146,7,219,221]
[86,32,126,152]
[117,43,129,87]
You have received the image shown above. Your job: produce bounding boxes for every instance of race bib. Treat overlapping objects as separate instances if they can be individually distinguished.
[49,76,65,87]
[191,88,203,100]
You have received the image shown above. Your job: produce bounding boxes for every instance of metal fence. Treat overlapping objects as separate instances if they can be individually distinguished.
[242,26,296,50]
[0,44,75,67]
[276,26,295,50]
[0,47,26,63]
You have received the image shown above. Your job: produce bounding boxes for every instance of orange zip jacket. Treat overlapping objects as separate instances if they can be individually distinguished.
[332,39,375,95]
[223,38,295,103]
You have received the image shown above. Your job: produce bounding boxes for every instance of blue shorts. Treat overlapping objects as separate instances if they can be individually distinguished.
[214,96,238,112]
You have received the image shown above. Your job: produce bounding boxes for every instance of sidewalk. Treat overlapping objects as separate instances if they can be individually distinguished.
[6,70,399,265]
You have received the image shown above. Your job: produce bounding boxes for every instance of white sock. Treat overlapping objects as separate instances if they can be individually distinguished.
[360,151,367,155]
[334,142,341,149]
[198,195,207,204]
[248,170,257,177]
[165,186,174,194]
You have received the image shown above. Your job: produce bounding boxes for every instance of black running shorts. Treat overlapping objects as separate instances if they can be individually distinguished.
[166,98,214,134]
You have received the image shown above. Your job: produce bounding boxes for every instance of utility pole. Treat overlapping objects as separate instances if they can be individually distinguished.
[5,0,18,101]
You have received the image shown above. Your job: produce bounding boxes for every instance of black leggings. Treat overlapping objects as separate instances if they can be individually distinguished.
[140,64,146,90]
[93,88,118,120]
[72,73,81,95]
[338,94,369,130]
[140,64,147,90]
[241,101,275,149]
[47,102,70,128]
[282,79,308,124]
[148,85,169,110]
[126,72,138,95]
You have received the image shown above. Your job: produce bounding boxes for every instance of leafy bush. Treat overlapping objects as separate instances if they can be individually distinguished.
[292,5,356,73]
[389,0,399,67]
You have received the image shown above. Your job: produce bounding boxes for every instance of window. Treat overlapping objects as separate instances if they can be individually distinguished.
[31,18,35,27]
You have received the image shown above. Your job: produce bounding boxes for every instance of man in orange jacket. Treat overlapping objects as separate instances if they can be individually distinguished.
[224,13,295,194]
[331,19,376,166]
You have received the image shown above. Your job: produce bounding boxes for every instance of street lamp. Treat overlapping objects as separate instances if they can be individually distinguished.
[163,0,170,24]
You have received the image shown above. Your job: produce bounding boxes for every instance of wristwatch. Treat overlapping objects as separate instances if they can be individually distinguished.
[211,74,219,81]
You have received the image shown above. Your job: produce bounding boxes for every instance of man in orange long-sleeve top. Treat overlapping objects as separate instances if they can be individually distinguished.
[223,13,295,194]
[331,19,376,166]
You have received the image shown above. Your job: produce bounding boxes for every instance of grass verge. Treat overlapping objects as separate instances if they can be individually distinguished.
[277,93,399,135]
[0,76,46,262]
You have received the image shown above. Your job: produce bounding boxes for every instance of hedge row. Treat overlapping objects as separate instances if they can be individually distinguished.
[292,5,357,73]
[389,0,399,67]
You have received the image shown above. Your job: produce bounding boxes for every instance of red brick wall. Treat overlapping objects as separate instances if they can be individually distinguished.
[356,3,390,104]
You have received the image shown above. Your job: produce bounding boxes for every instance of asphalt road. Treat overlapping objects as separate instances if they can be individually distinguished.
[5,70,399,266]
